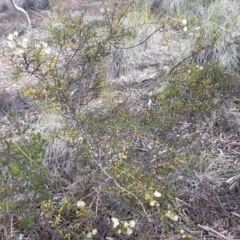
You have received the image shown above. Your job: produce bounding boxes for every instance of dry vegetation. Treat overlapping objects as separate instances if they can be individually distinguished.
[1,0,240,239]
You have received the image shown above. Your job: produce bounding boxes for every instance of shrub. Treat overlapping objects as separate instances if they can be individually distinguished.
[0,132,50,234]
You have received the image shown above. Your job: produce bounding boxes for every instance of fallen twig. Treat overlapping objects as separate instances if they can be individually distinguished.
[198,224,229,240]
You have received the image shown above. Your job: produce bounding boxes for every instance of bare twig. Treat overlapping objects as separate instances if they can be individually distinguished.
[231,211,240,218]
[115,23,167,50]
[10,215,13,239]
[198,224,229,240]
[163,235,182,240]
[226,174,240,192]
[93,159,151,222]
[169,45,210,75]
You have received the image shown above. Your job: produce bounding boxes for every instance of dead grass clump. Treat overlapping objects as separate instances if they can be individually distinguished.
[177,158,240,238]
[0,0,7,12]
[150,0,206,16]
[189,0,240,73]
[167,97,240,238]
[0,0,51,12]
[0,93,36,116]
[43,138,77,180]
[18,0,51,10]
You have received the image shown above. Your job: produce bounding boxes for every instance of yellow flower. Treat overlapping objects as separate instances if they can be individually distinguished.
[166,210,179,221]
[76,200,85,208]
[112,217,120,228]
[154,190,161,198]
[14,47,24,56]
[123,221,129,228]
[8,41,16,49]
[182,19,187,25]
[86,229,97,238]
[145,193,151,201]
[129,220,135,228]
[21,38,28,49]
[8,31,18,41]
[150,200,157,206]
[92,229,97,235]
[180,229,185,234]
[126,228,133,235]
